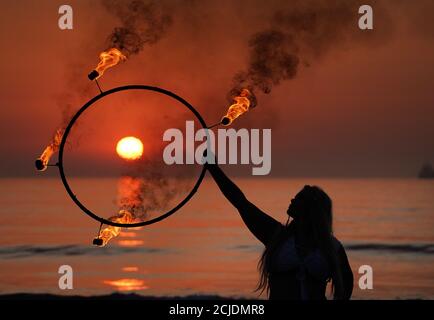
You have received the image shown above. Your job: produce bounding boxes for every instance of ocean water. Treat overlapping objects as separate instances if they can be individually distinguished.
[0,177,433,299]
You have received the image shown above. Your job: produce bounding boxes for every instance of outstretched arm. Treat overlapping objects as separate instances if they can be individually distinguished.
[205,160,282,245]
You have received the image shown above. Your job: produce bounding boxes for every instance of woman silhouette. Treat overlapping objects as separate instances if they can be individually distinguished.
[205,157,353,300]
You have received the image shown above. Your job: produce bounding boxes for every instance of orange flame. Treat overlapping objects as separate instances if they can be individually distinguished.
[221,88,251,126]
[93,48,127,79]
[35,129,63,171]
[96,210,134,247]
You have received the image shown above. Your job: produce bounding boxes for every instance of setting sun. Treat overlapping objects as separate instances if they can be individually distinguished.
[116,136,143,160]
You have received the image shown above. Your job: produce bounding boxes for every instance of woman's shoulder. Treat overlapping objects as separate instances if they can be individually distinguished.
[331,235,346,252]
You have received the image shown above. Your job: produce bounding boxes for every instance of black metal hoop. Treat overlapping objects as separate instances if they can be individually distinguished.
[58,85,207,227]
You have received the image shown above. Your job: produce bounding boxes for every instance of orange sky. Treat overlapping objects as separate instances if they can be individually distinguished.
[1,0,433,177]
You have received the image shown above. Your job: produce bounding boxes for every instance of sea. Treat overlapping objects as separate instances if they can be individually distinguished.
[0,177,433,299]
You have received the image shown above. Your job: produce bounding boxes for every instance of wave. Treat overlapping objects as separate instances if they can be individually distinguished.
[231,243,434,255]
[0,244,168,259]
[345,243,434,254]
[2,242,432,259]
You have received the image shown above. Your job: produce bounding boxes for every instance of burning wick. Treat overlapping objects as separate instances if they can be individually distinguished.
[35,129,63,171]
[93,210,134,247]
[88,48,127,81]
[207,88,252,129]
[221,88,251,125]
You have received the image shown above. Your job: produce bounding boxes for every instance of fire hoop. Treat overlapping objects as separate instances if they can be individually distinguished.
[58,85,208,228]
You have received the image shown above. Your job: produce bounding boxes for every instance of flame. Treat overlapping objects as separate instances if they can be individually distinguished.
[36,129,63,171]
[96,209,134,247]
[93,48,127,79]
[221,88,251,126]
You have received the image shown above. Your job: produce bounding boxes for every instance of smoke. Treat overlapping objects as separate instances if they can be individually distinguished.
[229,0,390,105]
[117,176,146,219]
[102,0,173,57]
[115,150,190,222]
[117,170,179,221]
[228,30,299,107]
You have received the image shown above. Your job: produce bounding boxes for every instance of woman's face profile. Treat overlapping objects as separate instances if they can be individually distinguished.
[287,191,305,219]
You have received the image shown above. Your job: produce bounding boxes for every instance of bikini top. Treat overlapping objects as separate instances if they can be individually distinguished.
[271,236,331,299]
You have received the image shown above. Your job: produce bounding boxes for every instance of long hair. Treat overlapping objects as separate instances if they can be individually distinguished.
[256,185,345,299]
